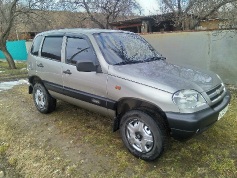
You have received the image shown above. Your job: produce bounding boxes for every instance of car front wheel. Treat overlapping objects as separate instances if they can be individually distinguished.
[120,110,167,161]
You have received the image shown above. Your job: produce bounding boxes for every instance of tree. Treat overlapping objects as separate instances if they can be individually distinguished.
[63,0,142,29]
[0,0,52,69]
[0,0,19,69]
[156,0,237,30]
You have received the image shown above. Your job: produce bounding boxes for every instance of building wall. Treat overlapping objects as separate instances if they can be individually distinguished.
[142,30,237,85]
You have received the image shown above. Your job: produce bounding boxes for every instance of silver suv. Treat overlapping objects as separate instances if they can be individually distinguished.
[27,28,231,161]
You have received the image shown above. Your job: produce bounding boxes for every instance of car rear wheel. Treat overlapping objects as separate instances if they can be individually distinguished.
[33,83,56,114]
[120,110,167,161]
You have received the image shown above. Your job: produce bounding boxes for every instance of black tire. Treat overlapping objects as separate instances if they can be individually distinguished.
[120,110,167,161]
[33,83,56,114]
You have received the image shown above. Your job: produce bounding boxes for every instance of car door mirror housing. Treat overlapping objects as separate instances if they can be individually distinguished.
[76,59,97,72]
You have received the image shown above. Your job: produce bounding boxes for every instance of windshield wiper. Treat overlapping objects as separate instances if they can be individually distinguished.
[144,56,166,62]
[69,47,89,61]
[114,60,141,65]
[114,56,166,65]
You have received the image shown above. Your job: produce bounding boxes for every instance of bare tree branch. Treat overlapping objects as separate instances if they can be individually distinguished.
[0,0,58,69]
[157,0,237,30]
[82,0,106,28]
[69,0,141,29]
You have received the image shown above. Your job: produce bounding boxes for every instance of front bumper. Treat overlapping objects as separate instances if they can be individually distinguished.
[166,90,231,140]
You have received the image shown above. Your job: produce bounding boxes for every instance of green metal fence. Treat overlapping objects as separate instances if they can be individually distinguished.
[0,40,27,61]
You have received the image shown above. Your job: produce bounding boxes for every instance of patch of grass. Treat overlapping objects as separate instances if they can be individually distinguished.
[0,142,9,155]
[8,157,18,166]
[0,61,27,81]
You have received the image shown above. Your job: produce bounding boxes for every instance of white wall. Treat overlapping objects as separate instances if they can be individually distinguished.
[25,41,32,53]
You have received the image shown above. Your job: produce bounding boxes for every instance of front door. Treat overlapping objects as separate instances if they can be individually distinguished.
[62,35,108,110]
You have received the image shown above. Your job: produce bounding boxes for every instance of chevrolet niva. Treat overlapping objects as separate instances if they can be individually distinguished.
[27,28,231,161]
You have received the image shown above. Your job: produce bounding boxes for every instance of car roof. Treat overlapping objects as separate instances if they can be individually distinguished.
[37,28,128,36]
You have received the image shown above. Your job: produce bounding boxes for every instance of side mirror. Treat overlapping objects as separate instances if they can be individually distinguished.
[76,59,96,72]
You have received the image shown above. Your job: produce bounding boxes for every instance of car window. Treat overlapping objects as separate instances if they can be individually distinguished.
[41,36,63,61]
[31,35,43,56]
[66,37,96,65]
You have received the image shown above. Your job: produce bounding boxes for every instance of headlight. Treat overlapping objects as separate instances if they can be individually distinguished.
[173,90,206,109]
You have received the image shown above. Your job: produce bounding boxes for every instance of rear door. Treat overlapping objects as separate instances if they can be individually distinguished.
[36,35,64,93]
[62,35,109,109]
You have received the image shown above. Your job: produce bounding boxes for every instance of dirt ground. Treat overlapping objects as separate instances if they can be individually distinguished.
[0,83,236,178]
[0,84,123,177]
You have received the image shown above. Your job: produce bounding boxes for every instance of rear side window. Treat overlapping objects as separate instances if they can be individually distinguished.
[31,35,43,56]
[41,36,63,61]
[66,37,96,65]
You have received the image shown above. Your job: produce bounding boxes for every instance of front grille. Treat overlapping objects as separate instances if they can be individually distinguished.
[206,83,225,102]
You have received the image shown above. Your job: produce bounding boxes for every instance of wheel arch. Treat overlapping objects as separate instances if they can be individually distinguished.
[28,75,44,94]
[113,97,170,133]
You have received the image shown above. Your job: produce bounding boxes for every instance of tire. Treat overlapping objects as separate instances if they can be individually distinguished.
[120,110,167,161]
[33,83,56,114]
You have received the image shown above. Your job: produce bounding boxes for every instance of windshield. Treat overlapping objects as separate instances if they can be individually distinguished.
[94,32,162,65]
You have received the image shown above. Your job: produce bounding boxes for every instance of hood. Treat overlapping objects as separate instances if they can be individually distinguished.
[109,60,222,93]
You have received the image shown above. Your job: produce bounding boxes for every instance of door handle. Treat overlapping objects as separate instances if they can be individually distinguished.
[37,63,44,68]
[63,69,72,75]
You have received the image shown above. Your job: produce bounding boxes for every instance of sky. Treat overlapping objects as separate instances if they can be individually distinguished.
[136,0,160,15]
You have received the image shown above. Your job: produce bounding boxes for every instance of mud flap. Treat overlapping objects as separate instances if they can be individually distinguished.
[113,116,120,132]
[29,85,33,94]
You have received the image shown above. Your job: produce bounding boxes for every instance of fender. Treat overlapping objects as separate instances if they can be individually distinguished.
[113,97,169,132]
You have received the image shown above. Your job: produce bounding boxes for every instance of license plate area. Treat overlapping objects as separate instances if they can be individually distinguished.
[218,105,229,120]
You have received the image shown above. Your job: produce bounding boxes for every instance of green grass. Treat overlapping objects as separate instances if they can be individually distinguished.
[0,61,27,81]
[0,142,9,155]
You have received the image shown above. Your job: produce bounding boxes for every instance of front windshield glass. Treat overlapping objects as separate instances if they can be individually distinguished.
[94,32,161,65]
